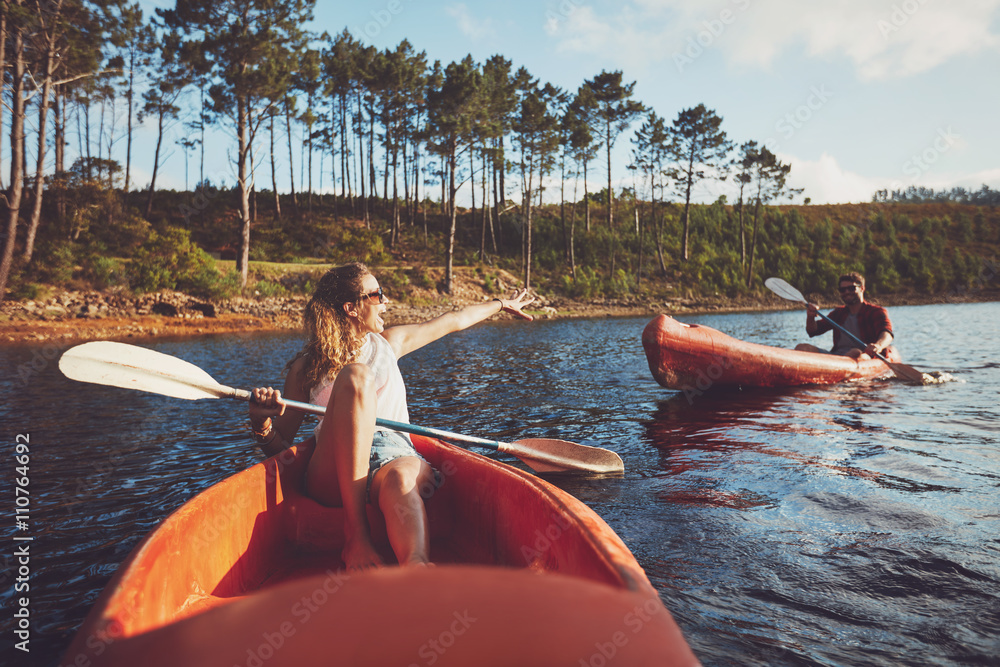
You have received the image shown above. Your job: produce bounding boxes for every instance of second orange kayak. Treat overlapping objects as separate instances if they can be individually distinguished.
[643,314,900,391]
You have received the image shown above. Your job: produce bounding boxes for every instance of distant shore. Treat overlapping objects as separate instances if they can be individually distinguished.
[2,286,997,345]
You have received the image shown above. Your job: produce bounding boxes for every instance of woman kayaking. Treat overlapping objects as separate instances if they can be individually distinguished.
[248,262,534,571]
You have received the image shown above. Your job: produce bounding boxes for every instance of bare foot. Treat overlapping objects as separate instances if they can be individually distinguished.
[342,535,384,572]
[401,555,433,567]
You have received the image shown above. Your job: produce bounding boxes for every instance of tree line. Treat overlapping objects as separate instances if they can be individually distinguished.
[873,185,1000,206]
[1,0,814,301]
[6,2,997,306]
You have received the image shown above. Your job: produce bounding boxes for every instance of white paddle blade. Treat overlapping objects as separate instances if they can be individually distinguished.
[59,341,233,401]
[503,439,625,474]
[765,277,807,303]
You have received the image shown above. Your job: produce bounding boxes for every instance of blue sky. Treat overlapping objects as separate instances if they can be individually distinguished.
[128,0,1000,205]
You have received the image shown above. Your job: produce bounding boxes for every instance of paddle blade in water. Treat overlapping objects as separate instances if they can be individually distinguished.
[503,439,624,474]
[888,361,933,385]
[59,341,233,400]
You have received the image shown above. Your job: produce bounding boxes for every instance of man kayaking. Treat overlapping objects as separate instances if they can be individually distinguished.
[248,262,534,571]
[794,272,894,359]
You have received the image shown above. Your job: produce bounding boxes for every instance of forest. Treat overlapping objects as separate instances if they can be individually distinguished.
[2,0,999,305]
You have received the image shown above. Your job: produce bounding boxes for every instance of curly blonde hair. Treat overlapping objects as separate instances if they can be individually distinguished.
[296,262,371,392]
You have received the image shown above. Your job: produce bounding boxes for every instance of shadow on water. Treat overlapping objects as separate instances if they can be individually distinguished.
[639,382,965,498]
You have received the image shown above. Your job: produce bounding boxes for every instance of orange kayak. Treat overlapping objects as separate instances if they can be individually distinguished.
[62,435,699,666]
[643,314,900,391]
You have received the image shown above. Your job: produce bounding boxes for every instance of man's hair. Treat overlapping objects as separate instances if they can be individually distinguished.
[838,272,865,288]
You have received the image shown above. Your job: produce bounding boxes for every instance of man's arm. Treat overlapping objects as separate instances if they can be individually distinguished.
[805,303,833,337]
[863,330,894,358]
[863,305,894,357]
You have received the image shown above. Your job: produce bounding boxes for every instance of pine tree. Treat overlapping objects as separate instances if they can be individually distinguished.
[512,76,559,288]
[744,146,801,287]
[580,71,644,230]
[479,55,517,256]
[160,0,315,288]
[425,55,480,293]
[631,111,669,275]
[665,104,733,261]
[141,30,193,219]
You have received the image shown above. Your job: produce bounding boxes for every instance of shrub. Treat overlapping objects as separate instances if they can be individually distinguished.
[83,254,127,290]
[253,280,288,298]
[609,268,632,297]
[377,269,411,298]
[130,226,235,299]
[10,282,52,301]
[561,266,601,299]
[30,240,76,286]
[415,268,435,289]
[329,228,389,266]
[482,272,499,294]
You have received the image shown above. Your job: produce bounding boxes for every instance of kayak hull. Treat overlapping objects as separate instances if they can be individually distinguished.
[63,435,699,666]
[642,314,901,390]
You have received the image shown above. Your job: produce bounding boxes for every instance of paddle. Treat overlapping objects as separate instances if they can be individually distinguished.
[58,341,624,474]
[765,277,929,384]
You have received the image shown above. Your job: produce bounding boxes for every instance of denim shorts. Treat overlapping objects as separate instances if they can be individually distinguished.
[367,430,428,498]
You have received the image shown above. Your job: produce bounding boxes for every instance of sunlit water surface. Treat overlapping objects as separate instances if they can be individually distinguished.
[1,302,998,666]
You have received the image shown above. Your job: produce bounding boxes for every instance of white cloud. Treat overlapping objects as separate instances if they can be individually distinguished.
[552,5,686,73]
[553,0,1000,79]
[446,3,495,40]
[775,152,1000,204]
[953,167,1000,191]
[455,152,999,207]
[779,152,881,204]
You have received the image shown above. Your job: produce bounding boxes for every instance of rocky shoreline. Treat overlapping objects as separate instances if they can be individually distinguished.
[0,288,763,344]
[3,286,996,345]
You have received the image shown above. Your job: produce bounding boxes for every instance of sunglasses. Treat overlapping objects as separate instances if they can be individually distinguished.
[362,286,387,304]
[838,284,860,293]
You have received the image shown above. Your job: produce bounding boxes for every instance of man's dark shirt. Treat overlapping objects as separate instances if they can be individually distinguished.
[812,302,893,350]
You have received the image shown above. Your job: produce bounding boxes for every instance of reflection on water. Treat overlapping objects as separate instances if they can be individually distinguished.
[1,302,999,666]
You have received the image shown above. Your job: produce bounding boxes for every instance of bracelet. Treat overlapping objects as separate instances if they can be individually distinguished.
[493,298,503,312]
[250,418,273,442]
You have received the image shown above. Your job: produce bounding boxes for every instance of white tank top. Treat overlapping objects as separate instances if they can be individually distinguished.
[309,333,410,439]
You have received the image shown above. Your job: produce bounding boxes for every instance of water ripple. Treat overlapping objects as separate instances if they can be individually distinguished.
[2,305,999,666]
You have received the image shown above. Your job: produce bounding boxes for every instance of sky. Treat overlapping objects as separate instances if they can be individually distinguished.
[120,0,1000,205]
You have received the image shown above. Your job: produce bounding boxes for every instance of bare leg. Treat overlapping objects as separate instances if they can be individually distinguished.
[795,343,823,353]
[306,363,383,571]
[370,456,436,566]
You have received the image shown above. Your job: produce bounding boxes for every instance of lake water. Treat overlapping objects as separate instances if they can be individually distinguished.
[1,302,998,666]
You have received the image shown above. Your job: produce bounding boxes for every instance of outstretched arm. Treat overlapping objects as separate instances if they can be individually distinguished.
[383,288,535,359]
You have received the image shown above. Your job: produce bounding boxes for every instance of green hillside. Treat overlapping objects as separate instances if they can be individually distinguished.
[6,185,999,306]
